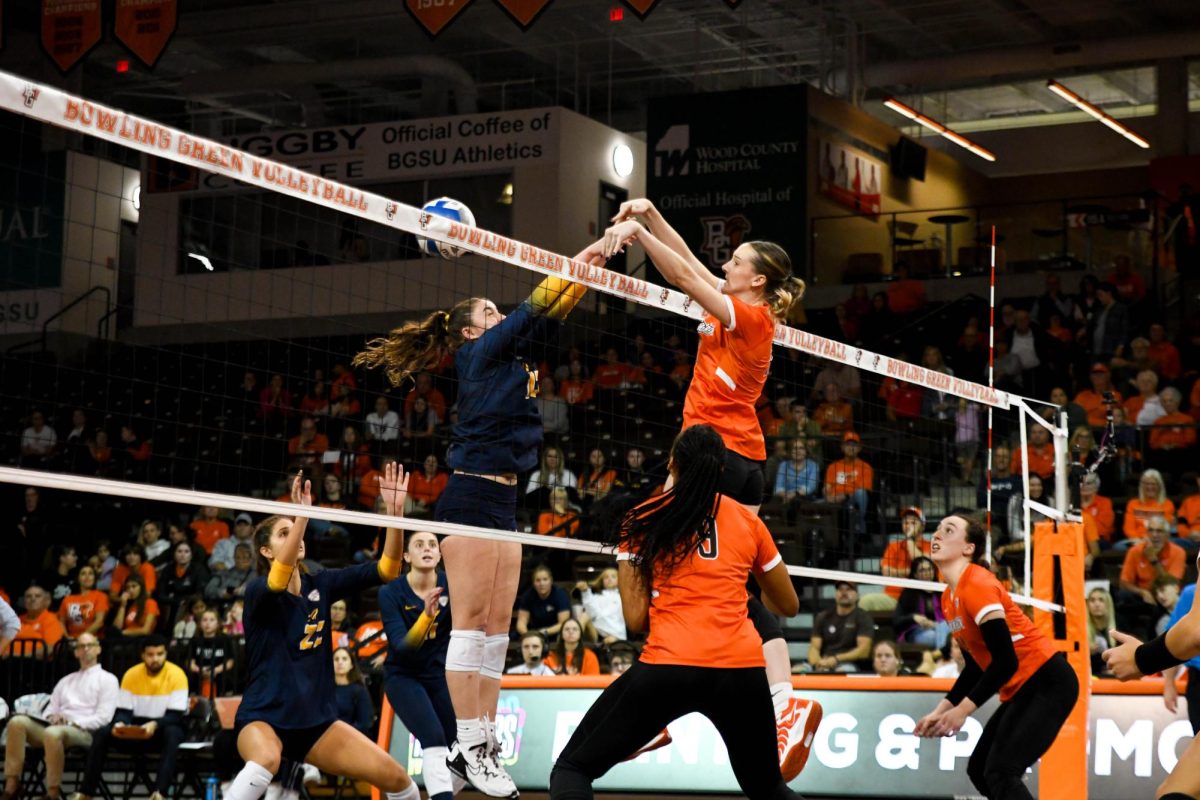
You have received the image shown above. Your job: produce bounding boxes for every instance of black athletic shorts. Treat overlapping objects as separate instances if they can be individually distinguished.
[747,595,784,644]
[718,449,767,507]
[236,720,335,764]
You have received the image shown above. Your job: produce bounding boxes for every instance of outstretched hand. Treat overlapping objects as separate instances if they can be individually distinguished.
[1102,629,1145,680]
[610,198,656,224]
[290,471,313,506]
[424,586,444,617]
[377,461,410,517]
[601,220,644,258]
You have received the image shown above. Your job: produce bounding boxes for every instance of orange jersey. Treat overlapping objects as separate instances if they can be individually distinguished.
[683,296,775,461]
[813,401,854,434]
[1075,389,1122,428]
[111,561,157,597]
[7,609,65,656]
[1082,495,1116,542]
[824,458,873,498]
[880,537,931,599]
[1149,412,1196,450]
[1123,498,1176,541]
[1120,541,1187,590]
[544,647,601,675]
[537,510,581,538]
[59,590,109,638]
[559,378,594,406]
[1176,495,1200,537]
[191,519,231,554]
[619,496,780,668]
[943,563,1056,702]
[1010,443,1055,480]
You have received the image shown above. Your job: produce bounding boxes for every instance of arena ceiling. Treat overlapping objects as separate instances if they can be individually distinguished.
[1,0,1198,134]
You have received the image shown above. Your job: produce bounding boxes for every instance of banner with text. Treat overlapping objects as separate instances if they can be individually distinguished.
[388,686,1189,798]
[41,0,102,72]
[646,85,806,279]
[147,108,560,194]
[114,0,177,68]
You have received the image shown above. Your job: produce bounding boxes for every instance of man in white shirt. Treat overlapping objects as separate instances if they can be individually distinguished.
[20,410,57,466]
[3,633,118,800]
[364,396,400,443]
[506,632,556,676]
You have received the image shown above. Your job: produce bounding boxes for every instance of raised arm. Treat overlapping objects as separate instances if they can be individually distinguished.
[267,472,312,591]
[612,199,721,292]
[375,461,410,582]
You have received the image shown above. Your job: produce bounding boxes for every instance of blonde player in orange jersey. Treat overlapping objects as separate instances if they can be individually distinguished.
[590,198,819,780]
[915,514,1078,800]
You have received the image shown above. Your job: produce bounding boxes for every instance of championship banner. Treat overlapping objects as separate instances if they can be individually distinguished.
[494,0,553,29]
[647,85,806,276]
[41,0,101,73]
[621,0,661,18]
[114,0,177,68]
[817,138,883,218]
[405,0,473,37]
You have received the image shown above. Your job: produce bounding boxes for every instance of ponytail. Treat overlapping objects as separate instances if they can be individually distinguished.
[745,240,805,321]
[353,298,478,388]
[616,424,725,589]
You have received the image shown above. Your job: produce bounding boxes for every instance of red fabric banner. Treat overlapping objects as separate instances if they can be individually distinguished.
[494,0,553,29]
[41,0,101,73]
[405,0,474,37]
[621,0,660,18]
[114,0,177,68]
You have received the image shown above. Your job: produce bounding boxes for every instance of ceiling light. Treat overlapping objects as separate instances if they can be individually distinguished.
[612,144,634,177]
[188,253,214,271]
[1045,80,1150,149]
[882,98,996,162]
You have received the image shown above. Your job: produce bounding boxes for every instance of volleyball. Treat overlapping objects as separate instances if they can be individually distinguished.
[417,196,475,259]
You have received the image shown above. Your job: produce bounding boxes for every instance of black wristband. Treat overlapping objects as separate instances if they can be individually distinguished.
[1135,634,1184,676]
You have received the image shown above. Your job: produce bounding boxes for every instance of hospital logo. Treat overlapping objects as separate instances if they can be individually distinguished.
[653,124,690,177]
[699,214,751,267]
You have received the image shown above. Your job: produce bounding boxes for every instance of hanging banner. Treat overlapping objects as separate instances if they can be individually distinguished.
[621,0,660,19]
[817,138,882,218]
[114,0,177,68]
[494,0,553,29]
[41,0,102,73]
[405,0,474,37]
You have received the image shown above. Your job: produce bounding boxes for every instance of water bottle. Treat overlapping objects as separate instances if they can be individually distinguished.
[205,774,219,800]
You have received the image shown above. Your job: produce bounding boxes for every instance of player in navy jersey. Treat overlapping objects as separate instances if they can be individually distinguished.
[355,259,591,799]
[225,467,418,800]
[379,531,459,800]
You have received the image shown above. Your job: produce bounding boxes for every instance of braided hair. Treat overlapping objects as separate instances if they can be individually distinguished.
[352,299,478,388]
[616,424,726,589]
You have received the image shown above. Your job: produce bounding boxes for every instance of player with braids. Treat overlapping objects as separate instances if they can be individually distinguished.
[226,466,416,800]
[550,424,805,800]
[593,200,819,780]
[354,261,591,799]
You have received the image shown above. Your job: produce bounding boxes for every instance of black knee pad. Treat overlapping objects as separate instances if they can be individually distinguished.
[548,762,592,800]
[1160,794,1199,800]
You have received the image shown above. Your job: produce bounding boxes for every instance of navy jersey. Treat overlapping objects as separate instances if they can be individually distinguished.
[448,302,553,475]
[379,571,451,678]
[236,561,382,730]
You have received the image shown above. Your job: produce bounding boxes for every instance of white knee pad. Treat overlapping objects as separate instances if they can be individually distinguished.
[446,629,485,673]
[422,746,454,797]
[225,761,273,800]
[480,634,509,680]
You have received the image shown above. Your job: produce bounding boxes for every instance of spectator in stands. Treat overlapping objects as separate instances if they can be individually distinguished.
[6,585,64,658]
[537,487,581,538]
[778,401,821,444]
[1087,587,1118,676]
[886,262,926,315]
[222,597,244,636]
[112,575,158,638]
[1176,473,1200,541]
[403,372,446,421]
[172,596,207,640]
[1010,423,1055,482]
[1148,387,1195,478]
[894,557,947,649]
[331,425,373,502]
[813,382,853,435]
[1045,313,1076,347]
[774,438,820,506]
[954,399,982,484]
[992,339,1024,393]
[882,377,923,424]
[1041,388,1087,441]
[807,581,874,672]
[61,409,93,473]
[405,454,447,517]
[948,322,987,386]
[137,520,169,564]
[928,638,965,679]
[1004,308,1055,397]
[59,565,108,641]
[258,373,292,432]
[38,545,78,612]
[116,423,153,480]
[1117,516,1184,638]
[871,640,911,677]
[1123,469,1176,544]
[329,382,361,419]
[560,359,594,406]
[189,506,230,556]
[1154,574,1182,637]
[617,446,653,493]
[592,347,630,390]
[1106,253,1146,304]
[365,395,401,445]
[20,409,57,468]
[0,596,16,654]
[402,395,439,441]
[1002,474,1052,550]
[1123,369,1164,426]
[607,646,636,675]
[287,416,329,474]
[527,446,578,495]
[977,444,1018,536]
[868,507,930,612]
[1147,323,1181,381]
[515,564,571,639]
[1085,281,1129,361]
[811,360,861,404]
[85,429,114,477]
[578,448,618,507]
[205,543,252,603]
[1073,274,1101,329]
[1031,273,1076,331]
[1080,473,1116,546]
[575,568,626,645]
[332,646,374,737]
[187,609,235,698]
[1113,337,1156,391]
[667,348,692,394]
[1075,363,1122,428]
[299,380,330,417]
[209,513,254,572]
[824,432,873,536]
[858,291,896,347]
[330,598,354,649]
[157,540,210,625]
[544,617,600,675]
[507,631,555,675]
[92,541,117,593]
[537,376,570,439]
[76,634,187,800]
[2,632,117,800]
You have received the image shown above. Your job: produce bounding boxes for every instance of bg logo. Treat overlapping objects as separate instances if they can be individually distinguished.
[699,214,751,267]
[22,86,39,108]
[653,124,690,177]
[385,202,397,221]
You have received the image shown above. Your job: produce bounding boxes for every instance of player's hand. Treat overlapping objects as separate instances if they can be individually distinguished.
[377,461,410,517]
[424,586,444,618]
[291,471,313,506]
[913,710,941,738]
[1102,629,1145,681]
[610,198,656,224]
[602,220,643,258]
[931,706,969,737]
[1164,677,1179,713]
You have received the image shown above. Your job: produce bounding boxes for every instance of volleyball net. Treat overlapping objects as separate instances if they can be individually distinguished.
[0,66,1070,644]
